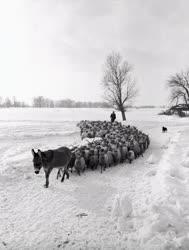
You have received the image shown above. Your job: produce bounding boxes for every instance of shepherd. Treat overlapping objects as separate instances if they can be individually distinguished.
[110,111,116,123]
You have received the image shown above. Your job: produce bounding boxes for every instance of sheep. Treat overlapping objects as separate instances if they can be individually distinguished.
[74,151,86,175]
[127,149,135,164]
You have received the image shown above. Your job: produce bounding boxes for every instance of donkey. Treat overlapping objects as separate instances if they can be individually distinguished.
[32,147,71,188]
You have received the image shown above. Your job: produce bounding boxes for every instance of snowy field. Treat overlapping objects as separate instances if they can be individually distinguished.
[1,108,189,249]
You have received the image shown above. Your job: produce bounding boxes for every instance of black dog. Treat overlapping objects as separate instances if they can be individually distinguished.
[162,126,168,133]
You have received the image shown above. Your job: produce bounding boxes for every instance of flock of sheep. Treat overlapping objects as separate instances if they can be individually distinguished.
[68,120,150,174]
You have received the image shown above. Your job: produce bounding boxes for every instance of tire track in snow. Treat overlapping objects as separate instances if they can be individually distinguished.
[138,127,189,249]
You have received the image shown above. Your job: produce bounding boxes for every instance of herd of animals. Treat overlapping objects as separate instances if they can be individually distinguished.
[32,120,150,188]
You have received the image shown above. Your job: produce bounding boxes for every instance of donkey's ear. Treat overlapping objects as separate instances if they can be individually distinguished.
[31,149,35,156]
[38,149,42,158]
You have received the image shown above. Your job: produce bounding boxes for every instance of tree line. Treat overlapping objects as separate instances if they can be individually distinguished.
[0,97,29,108]
[1,52,186,119]
[32,96,111,108]
[0,96,111,108]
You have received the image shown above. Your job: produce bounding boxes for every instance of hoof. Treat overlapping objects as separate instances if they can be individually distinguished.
[44,185,48,188]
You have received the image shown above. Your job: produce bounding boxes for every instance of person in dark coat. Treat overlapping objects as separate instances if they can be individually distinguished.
[110,111,116,123]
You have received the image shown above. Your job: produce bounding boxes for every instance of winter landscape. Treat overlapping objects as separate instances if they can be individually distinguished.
[1,108,189,249]
[2,0,189,249]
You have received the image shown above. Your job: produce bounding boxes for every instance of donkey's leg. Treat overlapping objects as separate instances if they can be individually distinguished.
[44,168,52,188]
[61,171,66,182]
[65,169,69,179]
[61,167,69,182]
[56,169,61,180]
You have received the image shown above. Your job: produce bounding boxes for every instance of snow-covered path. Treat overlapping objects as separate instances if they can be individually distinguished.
[138,127,189,249]
[0,124,173,250]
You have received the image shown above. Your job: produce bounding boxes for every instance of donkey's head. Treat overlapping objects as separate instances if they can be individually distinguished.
[31,149,43,174]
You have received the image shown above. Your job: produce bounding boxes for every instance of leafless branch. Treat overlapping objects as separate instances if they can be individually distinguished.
[101,52,138,120]
[167,69,189,106]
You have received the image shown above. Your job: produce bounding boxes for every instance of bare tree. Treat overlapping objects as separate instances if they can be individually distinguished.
[101,52,138,120]
[4,97,12,108]
[167,70,189,106]
[33,96,45,107]
[32,96,54,108]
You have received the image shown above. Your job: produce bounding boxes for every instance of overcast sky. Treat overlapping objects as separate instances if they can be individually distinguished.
[0,0,189,105]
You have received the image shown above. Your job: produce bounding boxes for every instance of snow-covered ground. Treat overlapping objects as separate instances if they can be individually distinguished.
[1,108,189,249]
